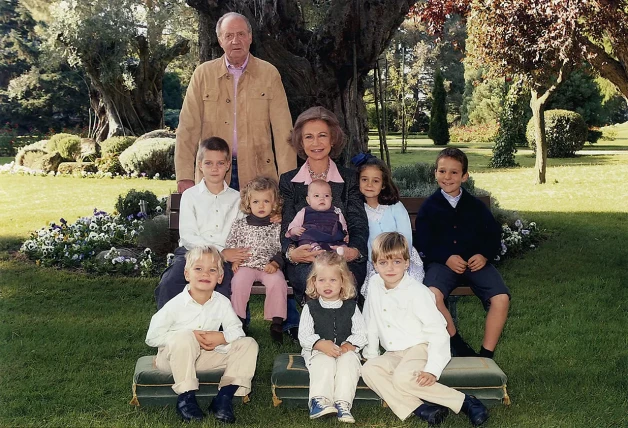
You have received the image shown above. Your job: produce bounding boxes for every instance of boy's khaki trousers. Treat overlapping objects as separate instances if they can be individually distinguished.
[362,343,464,420]
[155,330,258,396]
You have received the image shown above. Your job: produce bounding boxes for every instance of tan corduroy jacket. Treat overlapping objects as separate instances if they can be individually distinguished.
[175,54,296,187]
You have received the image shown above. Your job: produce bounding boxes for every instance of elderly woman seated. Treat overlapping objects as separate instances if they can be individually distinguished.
[280,106,368,339]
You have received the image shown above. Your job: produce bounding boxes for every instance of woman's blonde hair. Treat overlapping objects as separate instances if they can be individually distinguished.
[371,232,410,263]
[239,176,283,216]
[305,252,356,300]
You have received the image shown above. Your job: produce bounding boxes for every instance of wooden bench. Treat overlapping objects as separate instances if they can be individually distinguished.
[166,193,491,313]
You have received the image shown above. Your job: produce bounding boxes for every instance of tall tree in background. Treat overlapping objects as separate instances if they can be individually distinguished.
[187,0,415,162]
[0,0,89,132]
[48,0,190,141]
[428,69,449,145]
[489,78,526,168]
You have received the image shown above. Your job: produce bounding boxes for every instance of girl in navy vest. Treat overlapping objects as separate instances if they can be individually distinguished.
[298,252,367,423]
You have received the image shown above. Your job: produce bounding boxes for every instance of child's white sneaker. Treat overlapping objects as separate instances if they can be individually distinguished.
[309,397,337,419]
[335,401,355,423]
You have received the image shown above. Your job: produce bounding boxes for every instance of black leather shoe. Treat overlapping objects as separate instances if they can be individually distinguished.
[209,394,236,424]
[451,335,479,357]
[285,326,299,343]
[270,324,284,344]
[175,390,204,422]
[462,395,489,426]
[414,402,449,426]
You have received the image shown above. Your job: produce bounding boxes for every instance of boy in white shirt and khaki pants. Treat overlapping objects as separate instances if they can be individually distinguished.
[362,232,489,426]
[146,246,258,423]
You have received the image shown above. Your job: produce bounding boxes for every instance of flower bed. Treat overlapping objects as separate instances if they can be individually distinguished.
[496,219,541,261]
[20,208,168,276]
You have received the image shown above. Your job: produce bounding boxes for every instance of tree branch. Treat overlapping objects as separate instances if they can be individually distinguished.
[580,36,628,98]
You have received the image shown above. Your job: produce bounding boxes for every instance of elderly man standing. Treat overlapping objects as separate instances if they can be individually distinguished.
[175,11,295,193]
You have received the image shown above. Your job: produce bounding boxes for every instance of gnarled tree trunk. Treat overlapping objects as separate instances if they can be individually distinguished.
[81,37,190,141]
[187,0,414,164]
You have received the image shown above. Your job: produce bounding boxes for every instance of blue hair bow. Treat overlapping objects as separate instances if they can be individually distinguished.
[351,152,376,167]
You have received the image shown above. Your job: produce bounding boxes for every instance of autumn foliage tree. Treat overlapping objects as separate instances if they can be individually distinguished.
[414,0,628,184]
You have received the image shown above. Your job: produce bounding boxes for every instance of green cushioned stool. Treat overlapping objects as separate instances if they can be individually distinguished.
[130,356,249,407]
[270,353,382,407]
[270,353,510,408]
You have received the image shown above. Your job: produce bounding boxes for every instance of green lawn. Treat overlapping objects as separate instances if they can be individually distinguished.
[1,154,627,426]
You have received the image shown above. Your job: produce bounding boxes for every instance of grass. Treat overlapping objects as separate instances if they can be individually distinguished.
[369,121,628,173]
[0,175,175,251]
[1,151,627,426]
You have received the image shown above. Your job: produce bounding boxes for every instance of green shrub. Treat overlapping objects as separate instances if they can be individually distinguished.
[19,149,47,168]
[392,162,480,197]
[587,129,603,145]
[56,135,82,161]
[115,189,160,218]
[428,69,450,146]
[57,162,98,175]
[138,215,173,257]
[164,110,180,130]
[32,152,64,173]
[80,138,98,161]
[100,136,136,156]
[118,137,175,177]
[136,129,176,142]
[449,123,499,143]
[95,154,124,175]
[489,80,525,168]
[15,140,48,166]
[526,109,588,158]
[46,133,76,153]
[0,123,18,156]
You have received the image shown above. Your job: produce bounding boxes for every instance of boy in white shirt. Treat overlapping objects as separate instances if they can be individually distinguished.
[146,246,258,423]
[361,232,489,426]
[155,137,251,308]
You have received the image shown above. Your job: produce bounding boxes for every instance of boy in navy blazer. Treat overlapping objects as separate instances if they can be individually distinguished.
[414,148,510,359]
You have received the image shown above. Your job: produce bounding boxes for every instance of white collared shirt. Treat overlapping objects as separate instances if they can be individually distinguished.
[441,188,463,208]
[179,179,243,251]
[362,273,451,379]
[145,285,245,352]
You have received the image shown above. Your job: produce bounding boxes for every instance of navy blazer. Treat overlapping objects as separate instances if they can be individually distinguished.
[279,164,368,258]
[413,190,501,265]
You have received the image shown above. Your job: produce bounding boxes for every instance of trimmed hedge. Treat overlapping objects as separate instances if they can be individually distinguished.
[32,152,64,173]
[136,129,175,142]
[57,162,98,175]
[95,154,124,175]
[56,136,82,161]
[526,109,588,158]
[46,133,76,153]
[118,137,175,177]
[100,136,137,157]
[15,140,48,167]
